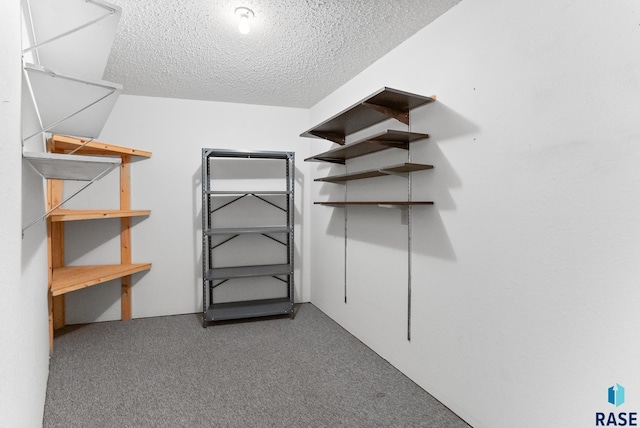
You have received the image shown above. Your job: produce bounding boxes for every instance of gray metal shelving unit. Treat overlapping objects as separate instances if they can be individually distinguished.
[202,148,295,326]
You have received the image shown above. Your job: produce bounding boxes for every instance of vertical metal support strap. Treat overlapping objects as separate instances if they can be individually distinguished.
[407,120,413,342]
[288,153,295,305]
[407,199,412,341]
[201,149,208,325]
[344,162,348,304]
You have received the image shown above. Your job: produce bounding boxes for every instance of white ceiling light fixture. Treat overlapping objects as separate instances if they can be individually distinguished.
[234,7,254,35]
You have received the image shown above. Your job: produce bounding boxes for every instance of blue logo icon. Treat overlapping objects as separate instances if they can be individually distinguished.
[609,384,625,407]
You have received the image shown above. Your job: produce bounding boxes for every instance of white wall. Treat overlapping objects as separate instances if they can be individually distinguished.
[63,95,311,323]
[0,0,49,426]
[308,1,640,427]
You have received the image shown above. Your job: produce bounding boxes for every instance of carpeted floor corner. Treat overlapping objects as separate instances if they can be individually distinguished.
[44,303,469,427]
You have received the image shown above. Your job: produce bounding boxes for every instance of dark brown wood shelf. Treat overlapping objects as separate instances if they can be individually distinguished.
[315,162,433,184]
[315,201,434,208]
[300,87,435,145]
[304,130,429,164]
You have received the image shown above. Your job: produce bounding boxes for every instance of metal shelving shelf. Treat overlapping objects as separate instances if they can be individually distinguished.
[206,226,291,235]
[202,148,295,326]
[205,264,293,280]
[206,190,292,195]
[204,298,293,323]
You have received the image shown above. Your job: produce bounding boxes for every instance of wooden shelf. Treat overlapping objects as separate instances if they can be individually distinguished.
[46,135,152,348]
[51,263,152,296]
[315,162,433,184]
[48,134,152,158]
[304,130,429,164]
[49,209,151,222]
[314,201,434,208]
[300,87,435,145]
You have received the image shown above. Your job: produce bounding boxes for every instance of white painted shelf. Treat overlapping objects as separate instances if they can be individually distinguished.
[23,63,121,140]
[23,151,120,181]
[23,0,121,80]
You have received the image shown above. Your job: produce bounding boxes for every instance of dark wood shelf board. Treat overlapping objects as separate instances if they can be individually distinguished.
[314,201,434,208]
[381,163,434,174]
[316,170,387,183]
[300,87,435,145]
[315,163,433,183]
[304,130,429,164]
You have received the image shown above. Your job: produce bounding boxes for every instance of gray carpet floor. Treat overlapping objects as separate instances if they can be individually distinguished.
[44,303,469,427]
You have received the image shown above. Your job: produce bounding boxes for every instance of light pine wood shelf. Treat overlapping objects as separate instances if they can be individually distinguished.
[48,134,152,158]
[46,134,152,350]
[51,264,152,296]
[49,209,151,222]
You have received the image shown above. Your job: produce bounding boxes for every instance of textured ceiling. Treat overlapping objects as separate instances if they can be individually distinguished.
[103,0,461,108]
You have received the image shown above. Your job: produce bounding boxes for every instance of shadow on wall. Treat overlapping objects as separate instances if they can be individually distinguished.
[413,100,480,143]
[319,101,480,261]
[193,166,202,310]
[21,157,46,269]
[64,218,123,264]
[64,270,149,324]
[63,216,150,323]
